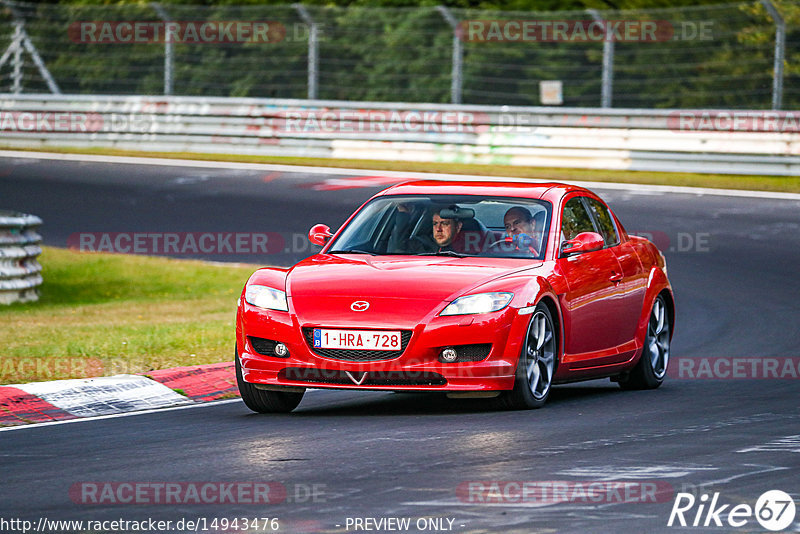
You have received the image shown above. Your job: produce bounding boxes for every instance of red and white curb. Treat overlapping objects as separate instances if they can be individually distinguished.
[0,362,237,427]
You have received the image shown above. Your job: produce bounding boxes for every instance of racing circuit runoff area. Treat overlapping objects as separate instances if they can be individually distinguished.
[0,153,799,533]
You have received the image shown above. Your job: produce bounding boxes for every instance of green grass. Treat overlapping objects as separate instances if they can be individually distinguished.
[0,247,256,384]
[4,145,800,194]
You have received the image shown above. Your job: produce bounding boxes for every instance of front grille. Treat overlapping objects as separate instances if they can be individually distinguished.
[302,328,413,361]
[282,368,446,387]
[249,336,287,357]
[440,343,492,363]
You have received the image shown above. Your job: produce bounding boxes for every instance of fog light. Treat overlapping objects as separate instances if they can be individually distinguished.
[274,343,289,357]
[441,347,458,363]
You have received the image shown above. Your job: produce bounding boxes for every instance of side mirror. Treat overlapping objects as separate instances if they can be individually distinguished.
[308,224,333,246]
[560,232,604,257]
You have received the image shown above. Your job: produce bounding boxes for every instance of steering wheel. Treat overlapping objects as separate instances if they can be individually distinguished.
[407,235,436,253]
[488,234,539,256]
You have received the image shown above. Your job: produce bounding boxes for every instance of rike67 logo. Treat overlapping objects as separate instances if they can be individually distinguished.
[668,490,796,531]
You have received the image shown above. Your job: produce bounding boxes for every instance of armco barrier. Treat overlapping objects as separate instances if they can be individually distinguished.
[0,211,43,305]
[0,94,798,175]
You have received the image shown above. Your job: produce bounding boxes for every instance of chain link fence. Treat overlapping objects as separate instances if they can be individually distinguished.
[0,1,797,109]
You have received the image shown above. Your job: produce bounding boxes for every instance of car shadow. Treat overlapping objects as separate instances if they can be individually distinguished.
[286,380,640,417]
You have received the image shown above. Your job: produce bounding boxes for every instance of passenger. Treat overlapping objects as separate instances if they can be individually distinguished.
[501,206,540,255]
[387,202,414,253]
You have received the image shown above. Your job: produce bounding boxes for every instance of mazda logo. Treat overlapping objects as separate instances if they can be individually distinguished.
[345,371,368,385]
[350,301,370,312]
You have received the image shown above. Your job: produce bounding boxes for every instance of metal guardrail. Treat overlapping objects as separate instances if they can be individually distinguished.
[0,210,42,305]
[0,94,798,175]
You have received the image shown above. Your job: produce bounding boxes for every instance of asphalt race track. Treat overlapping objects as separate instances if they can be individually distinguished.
[1,154,799,533]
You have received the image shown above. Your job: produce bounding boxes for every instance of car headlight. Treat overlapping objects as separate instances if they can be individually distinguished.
[440,292,513,316]
[245,285,288,311]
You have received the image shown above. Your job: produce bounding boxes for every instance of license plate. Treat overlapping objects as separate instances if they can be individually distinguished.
[313,329,402,351]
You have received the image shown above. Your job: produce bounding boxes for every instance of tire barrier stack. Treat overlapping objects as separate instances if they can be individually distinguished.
[0,210,43,305]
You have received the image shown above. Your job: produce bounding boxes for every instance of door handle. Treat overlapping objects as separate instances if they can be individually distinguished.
[609,272,623,283]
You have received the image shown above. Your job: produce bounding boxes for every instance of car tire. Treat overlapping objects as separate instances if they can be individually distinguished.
[497,303,557,410]
[236,348,304,413]
[618,294,670,390]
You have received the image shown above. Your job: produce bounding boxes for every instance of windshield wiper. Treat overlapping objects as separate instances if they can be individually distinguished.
[415,250,468,257]
[328,249,377,255]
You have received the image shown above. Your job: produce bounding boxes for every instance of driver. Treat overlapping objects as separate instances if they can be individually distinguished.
[432,211,463,252]
[390,205,465,254]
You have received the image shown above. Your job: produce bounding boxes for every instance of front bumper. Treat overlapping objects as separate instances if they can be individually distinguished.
[236,303,528,392]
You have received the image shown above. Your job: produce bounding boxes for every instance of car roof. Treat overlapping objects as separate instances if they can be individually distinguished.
[376,180,594,201]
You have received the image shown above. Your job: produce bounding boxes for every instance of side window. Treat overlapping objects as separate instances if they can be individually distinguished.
[561,197,595,242]
[586,198,619,246]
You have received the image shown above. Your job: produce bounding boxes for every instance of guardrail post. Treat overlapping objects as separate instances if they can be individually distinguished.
[760,0,785,110]
[436,6,463,104]
[293,4,319,100]
[0,211,43,305]
[588,10,614,108]
[11,23,22,94]
[151,3,174,96]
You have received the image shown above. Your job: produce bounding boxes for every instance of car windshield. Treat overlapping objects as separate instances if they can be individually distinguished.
[327,195,552,259]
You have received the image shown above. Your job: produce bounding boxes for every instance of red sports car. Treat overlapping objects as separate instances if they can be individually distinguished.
[235,181,674,412]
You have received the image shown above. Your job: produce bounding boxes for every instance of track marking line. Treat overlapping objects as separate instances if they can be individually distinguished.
[0,398,242,433]
[0,388,338,433]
